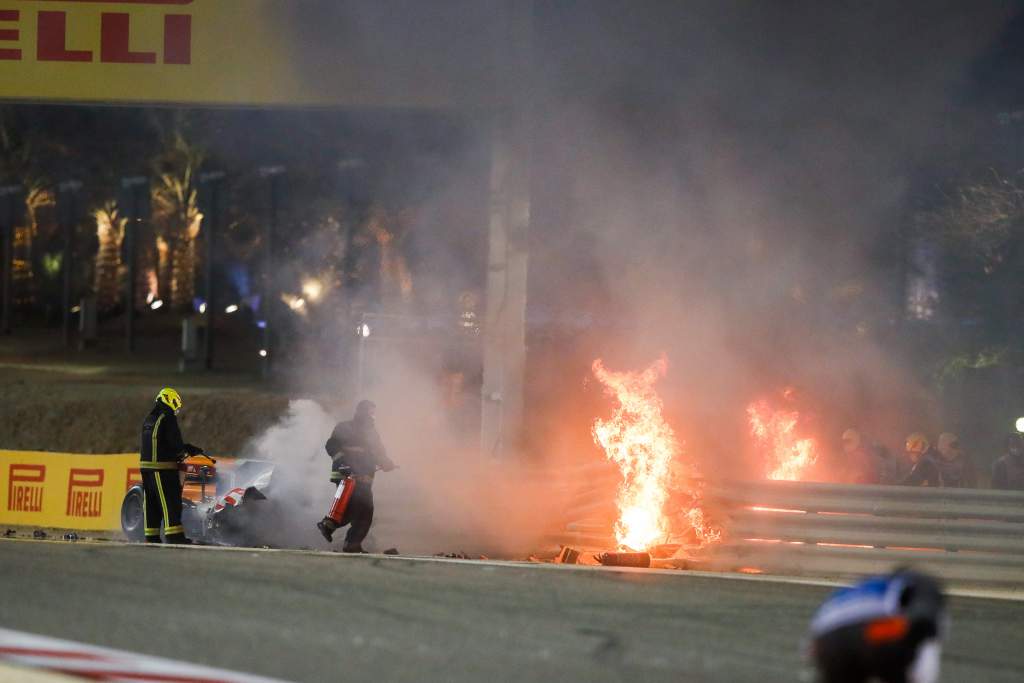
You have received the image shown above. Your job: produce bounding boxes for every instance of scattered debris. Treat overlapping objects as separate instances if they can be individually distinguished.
[383,548,399,555]
[434,552,486,560]
[4,529,15,537]
[595,551,651,568]
[555,546,581,564]
[32,530,48,539]
[63,532,80,542]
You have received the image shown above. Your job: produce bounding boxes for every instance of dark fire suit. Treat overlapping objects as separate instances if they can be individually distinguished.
[901,449,943,487]
[139,402,202,543]
[324,416,394,548]
[935,453,976,488]
[992,452,1024,490]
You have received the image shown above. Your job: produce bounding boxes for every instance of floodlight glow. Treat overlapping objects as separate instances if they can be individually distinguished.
[1016,417,1024,433]
[198,302,207,314]
[258,349,268,358]
[225,304,239,314]
[358,323,371,338]
[301,278,323,302]
[150,300,164,310]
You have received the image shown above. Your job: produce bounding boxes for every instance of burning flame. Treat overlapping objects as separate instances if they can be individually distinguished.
[747,396,818,481]
[592,356,719,551]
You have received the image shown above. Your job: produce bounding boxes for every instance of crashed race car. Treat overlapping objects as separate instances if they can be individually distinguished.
[120,455,276,546]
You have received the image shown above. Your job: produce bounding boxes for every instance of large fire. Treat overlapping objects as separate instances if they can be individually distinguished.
[592,356,719,551]
[747,393,819,481]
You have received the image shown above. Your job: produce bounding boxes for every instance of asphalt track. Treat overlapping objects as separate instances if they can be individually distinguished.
[1,540,1022,683]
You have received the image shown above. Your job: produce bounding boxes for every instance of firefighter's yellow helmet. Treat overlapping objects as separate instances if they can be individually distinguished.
[156,388,182,413]
[905,432,929,454]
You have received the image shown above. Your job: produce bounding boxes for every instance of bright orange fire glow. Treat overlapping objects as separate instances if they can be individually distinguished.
[747,396,819,481]
[592,356,719,551]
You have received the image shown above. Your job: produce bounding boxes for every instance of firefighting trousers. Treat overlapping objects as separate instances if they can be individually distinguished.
[342,481,374,546]
[141,468,185,542]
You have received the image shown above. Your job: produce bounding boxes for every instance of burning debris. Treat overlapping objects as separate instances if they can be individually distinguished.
[595,551,652,568]
[591,356,720,553]
[747,389,820,481]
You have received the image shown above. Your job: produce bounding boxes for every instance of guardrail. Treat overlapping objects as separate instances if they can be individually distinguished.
[549,473,1024,586]
[701,480,1024,586]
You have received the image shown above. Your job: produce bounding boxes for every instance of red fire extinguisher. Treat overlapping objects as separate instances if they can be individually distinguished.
[327,475,357,525]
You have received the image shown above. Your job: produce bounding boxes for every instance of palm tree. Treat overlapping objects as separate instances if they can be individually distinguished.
[151,119,204,310]
[93,201,126,312]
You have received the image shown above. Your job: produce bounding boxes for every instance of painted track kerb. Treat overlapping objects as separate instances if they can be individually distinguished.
[0,627,292,682]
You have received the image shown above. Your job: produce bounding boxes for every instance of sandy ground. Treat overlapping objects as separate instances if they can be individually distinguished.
[0,328,290,455]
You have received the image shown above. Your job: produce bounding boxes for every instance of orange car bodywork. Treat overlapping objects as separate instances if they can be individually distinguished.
[179,454,218,504]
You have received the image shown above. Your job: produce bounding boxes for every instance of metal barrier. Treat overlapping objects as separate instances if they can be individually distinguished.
[550,474,1024,586]
[699,480,1024,586]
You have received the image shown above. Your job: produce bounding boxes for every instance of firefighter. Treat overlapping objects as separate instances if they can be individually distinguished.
[808,569,946,683]
[316,400,396,552]
[140,388,204,544]
[934,432,976,488]
[839,429,879,484]
[900,433,942,487]
[991,433,1024,490]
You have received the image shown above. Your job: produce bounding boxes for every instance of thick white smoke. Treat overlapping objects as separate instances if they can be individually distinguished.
[241,357,557,556]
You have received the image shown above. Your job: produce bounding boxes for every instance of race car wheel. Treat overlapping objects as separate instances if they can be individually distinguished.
[120,486,145,542]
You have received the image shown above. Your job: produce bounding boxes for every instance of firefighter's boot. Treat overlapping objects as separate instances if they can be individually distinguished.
[317,517,338,543]
[342,542,367,554]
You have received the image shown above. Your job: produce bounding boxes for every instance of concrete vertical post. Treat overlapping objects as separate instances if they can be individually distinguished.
[480,0,533,459]
[258,166,284,380]
[480,117,531,459]
[121,176,148,353]
[58,180,82,348]
[198,170,225,370]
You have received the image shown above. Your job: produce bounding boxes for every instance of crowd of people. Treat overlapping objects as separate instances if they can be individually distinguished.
[836,428,1024,490]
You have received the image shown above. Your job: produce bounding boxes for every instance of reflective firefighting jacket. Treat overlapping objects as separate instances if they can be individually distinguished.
[140,402,187,470]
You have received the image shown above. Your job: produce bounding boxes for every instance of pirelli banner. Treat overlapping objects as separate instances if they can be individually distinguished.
[0,450,140,530]
[0,0,507,108]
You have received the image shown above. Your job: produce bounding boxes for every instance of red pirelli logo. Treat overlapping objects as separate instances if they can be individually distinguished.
[125,467,141,491]
[0,1,193,64]
[66,468,104,518]
[7,463,45,512]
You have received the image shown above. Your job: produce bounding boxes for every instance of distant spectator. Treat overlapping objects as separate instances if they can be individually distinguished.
[933,432,976,488]
[873,442,906,485]
[839,428,880,484]
[901,433,942,487]
[991,433,1024,490]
